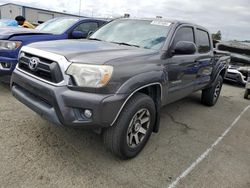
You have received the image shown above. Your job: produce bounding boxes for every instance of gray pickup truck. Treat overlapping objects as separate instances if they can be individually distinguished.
[11,18,230,159]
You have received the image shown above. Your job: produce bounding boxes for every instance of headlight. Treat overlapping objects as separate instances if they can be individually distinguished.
[66,63,113,88]
[0,40,22,50]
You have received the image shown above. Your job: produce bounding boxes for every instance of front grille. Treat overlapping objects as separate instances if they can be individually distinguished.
[18,53,63,83]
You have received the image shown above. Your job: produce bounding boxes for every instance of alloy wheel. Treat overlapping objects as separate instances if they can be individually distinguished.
[127,108,151,148]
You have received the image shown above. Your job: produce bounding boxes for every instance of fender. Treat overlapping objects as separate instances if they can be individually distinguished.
[111,70,166,130]
[111,82,163,130]
[116,70,167,95]
[209,56,230,86]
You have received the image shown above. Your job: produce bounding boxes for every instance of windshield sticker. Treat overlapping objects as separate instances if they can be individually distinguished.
[151,20,171,26]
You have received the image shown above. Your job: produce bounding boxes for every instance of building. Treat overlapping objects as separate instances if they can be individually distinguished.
[0,3,82,24]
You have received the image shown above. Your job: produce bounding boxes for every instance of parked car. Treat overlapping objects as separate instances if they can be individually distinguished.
[0,17,107,82]
[217,41,250,85]
[11,18,230,159]
[0,19,18,27]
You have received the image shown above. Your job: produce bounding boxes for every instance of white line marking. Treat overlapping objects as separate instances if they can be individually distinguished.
[168,104,250,188]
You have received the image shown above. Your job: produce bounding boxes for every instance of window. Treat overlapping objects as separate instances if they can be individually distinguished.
[173,27,194,47]
[74,22,98,33]
[196,29,210,53]
[36,18,79,34]
[90,19,171,50]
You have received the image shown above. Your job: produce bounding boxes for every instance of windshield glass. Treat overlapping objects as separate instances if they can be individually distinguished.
[0,19,18,27]
[36,18,79,34]
[90,19,171,50]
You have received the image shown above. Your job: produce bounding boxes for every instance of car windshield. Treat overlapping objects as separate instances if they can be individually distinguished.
[36,18,79,34]
[90,19,171,50]
[0,19,18,27]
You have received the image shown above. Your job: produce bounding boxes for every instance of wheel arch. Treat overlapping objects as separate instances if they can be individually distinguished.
[111,83,163,133]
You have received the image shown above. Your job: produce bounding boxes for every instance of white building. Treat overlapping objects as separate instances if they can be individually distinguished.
[0,3,82,24]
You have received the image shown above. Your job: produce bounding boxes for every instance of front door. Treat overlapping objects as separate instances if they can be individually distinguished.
[164,26,198,104]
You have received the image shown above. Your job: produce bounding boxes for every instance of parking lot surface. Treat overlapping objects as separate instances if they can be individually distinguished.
[0,82,249,188]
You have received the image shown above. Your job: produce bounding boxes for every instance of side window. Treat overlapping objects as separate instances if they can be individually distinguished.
[74,22,98,33]
[173,27,195,47]
[196,29,210,53]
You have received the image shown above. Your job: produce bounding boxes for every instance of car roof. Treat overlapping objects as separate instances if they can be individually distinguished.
[52,16,107,22]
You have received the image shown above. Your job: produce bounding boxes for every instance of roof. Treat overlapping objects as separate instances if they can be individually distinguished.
[0,3,85,18]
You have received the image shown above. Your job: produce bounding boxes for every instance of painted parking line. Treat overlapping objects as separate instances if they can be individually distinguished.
[167,104,250,188]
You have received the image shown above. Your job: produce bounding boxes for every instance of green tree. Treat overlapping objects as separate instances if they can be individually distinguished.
[212,30,222,41]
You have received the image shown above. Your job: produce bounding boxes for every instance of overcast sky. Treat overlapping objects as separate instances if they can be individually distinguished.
[1,0,250,40]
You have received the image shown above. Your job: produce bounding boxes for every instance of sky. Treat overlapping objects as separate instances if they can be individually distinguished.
[0,0,250,41]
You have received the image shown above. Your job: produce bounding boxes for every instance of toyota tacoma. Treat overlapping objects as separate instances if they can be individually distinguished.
[11,18,230,159]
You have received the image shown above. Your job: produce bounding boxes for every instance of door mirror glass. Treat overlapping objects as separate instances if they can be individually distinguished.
[71,30,88,39]
[173,41,196,55]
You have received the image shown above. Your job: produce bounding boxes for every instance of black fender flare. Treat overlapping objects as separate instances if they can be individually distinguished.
[209,62,229,87]
[111,70,167,133]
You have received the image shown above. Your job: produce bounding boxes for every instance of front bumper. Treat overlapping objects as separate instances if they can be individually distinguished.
[225,69,247,85]
[11,69,127,128]
[0,56,18,76]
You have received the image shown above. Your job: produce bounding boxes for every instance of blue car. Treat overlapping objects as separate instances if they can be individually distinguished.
[0,19,18,27]
[0,17,107,82]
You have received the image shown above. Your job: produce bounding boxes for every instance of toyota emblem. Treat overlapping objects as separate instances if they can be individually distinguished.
[29,57,39,71]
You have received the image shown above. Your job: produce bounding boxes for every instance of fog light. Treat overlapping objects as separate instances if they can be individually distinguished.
[84,109,92,119]
[0,62,11,69]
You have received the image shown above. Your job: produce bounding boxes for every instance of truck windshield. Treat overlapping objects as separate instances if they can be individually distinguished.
[36,18,79,34]
[90,19,171,50]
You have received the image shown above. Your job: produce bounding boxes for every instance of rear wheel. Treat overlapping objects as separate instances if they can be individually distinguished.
[201,75,223,106]
[103,93,156,159]
[244,89,250,99]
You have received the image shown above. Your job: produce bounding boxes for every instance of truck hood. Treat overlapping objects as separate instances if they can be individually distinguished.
[27,39,158,64]
[0,26,51,40]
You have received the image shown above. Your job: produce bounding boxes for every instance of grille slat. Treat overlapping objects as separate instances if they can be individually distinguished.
[18,53,63,84]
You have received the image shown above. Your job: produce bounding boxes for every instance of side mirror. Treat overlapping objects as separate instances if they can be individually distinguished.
[173,41,196,55]
[88,31,94,37]
[71,30,88,39]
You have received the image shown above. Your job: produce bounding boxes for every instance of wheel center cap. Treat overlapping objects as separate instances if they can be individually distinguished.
[134,123,141,132]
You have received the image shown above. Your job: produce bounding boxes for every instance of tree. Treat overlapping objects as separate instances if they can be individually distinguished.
[212,30,222,41]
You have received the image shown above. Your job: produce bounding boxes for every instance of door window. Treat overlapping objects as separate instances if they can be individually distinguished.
[173,27,195,47]
[196,29,211,53]
[74,22,99,33]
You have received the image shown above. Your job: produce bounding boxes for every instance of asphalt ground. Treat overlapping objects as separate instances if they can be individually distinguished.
[0,82,249,188]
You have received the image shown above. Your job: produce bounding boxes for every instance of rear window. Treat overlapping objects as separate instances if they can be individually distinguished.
[196,29,211,53]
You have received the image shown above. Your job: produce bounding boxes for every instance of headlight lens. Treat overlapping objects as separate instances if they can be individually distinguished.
[0,40,22,50]
[66,63,113,88]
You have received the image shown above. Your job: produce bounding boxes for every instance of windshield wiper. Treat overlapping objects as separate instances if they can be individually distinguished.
[111,42,140,48]
[88,38,102,41]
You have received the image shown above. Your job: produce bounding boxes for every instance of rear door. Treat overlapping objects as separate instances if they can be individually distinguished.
[165,25,198,103]
[193,28,214,90]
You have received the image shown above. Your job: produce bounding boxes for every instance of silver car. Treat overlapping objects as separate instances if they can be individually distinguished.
[225,65,250,85]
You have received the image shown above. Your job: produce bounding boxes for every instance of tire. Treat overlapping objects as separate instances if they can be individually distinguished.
[201,75,223,106]
[244,89,249,99]
[103,93,156,159]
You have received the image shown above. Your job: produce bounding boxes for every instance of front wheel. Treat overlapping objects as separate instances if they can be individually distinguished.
[201,75,223,106]
[103,93,156,159]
